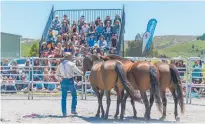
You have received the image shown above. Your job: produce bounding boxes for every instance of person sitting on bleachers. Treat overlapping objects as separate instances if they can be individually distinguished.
[111,34,117,48]
[61,15,70,25]
[112,20,120,36]
[51,15,61,32]
[46,29,55,43]
[79,34,86,45]
[56,35,64,45]
[55,43,64,57]
[78,15,85,31]
[98,35,107,49]
[60,20,70,42]
[87,35,96,47]
[104,21,112,47]
[71,23,79,36]
[113,14,121,25]
[104,16,112,26]
[96,21,105,40]
[95,16,101,26]
[92,44,101,55]
[80,21,89,36]
[72,35,79,47]
[89,22,96,38]
[64,42,75,56]
[40,42,48,56]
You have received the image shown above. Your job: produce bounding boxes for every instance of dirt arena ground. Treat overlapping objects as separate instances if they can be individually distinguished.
[1,94,205,123]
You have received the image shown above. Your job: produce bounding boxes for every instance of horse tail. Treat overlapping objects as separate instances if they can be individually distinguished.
[149,66,162,113]
[170,66,185,114]
[115,62,141,102]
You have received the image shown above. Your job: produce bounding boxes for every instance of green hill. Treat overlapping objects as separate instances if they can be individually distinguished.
[158,40,205,58]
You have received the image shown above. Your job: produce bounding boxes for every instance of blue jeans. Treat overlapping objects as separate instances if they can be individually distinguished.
[61,78,77,116]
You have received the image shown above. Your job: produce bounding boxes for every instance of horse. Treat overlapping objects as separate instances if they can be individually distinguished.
[153,62,185,122]
[101,55,162,121]
[83,54,141,119]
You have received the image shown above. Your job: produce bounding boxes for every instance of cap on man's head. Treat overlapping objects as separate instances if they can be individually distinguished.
[55,15,59,18]
[97,16,100,19]
[64,15,67,17]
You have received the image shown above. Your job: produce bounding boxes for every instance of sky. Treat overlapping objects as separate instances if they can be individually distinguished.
[1,1,205,40]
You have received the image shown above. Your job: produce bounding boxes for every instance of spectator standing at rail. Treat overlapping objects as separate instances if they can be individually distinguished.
[177,60,186,77]
[2,59,10,78]
[192,60,202,83]
[55,52,83,116]
[40,42,48,57]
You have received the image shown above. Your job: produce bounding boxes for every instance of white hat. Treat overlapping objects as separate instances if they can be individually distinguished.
[55,15,59,18]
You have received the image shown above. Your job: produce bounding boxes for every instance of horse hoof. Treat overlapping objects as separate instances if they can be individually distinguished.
[114,115,118,119]
[101,114,104,118]
[176,116,180,122]
[104,115,108,119]
[144,116,150,121]
[95,114,100,117]
[120,115,124,120]
[133,115,137,119]
[159,116,166,121]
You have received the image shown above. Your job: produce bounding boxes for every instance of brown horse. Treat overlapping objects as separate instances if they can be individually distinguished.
[83,54,141,119]
[153,62,185,122]
[102,55,162,121]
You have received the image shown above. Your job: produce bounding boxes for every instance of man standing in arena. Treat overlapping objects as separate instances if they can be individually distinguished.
[55,52,83,117]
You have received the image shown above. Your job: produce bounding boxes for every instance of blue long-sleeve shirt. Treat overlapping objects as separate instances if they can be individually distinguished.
[96,26,105,35]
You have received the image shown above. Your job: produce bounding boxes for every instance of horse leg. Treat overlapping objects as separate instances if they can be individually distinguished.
[104,90,111,119]
[99,89,105,118]
[149,90,154,113]
[114,87,123,119]
[93,87,101,117]
[141,91,150,121]
[159,90,167,121]
[170,88,180,122]
[131,98,137,118]
[120,91,129,120]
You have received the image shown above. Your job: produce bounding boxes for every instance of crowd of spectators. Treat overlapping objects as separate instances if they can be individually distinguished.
[0,58,87,93]
[40,14,122,58]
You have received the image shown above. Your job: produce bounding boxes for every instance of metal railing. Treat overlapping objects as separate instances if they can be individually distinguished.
[1,57,205,104]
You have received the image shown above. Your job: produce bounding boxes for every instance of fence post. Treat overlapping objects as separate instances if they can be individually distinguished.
[31,57,34,100]
[185,58,189,104]
[81,76,84,100]
[28,58,31,100]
